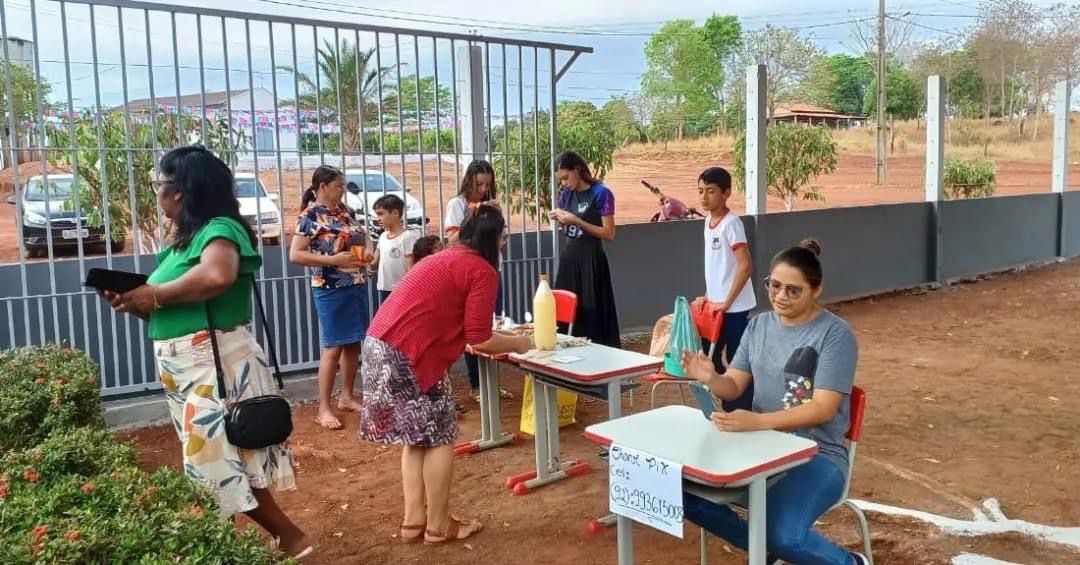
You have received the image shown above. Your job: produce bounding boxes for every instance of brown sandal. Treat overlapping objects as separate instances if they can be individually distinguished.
[399,523,426,544]
[424,518,483,544]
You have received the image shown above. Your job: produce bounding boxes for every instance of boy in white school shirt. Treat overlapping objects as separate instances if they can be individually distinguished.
[371,194,420,304]
[694,166,757,411]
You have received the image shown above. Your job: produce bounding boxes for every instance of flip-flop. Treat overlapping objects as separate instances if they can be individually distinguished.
[400,523,426,544]
[424,518,483,544]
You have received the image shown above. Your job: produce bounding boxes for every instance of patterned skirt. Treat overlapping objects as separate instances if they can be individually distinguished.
[155,326,297,517]
[358,337,458,447]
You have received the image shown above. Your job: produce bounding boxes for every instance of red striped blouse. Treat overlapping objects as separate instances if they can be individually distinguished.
[368,245,498,392]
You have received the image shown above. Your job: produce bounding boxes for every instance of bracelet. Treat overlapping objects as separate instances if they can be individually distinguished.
[152,285,162,310]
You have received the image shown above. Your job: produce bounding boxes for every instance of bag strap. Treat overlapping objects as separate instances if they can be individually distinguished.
[205,275,284,402]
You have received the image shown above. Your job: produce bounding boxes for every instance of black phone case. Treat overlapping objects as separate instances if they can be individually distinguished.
[84,268,148,294]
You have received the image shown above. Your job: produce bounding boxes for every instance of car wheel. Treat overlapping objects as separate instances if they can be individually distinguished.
[22,246,42,259]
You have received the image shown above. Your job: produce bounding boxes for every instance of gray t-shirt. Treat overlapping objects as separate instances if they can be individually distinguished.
[730,309,858,475]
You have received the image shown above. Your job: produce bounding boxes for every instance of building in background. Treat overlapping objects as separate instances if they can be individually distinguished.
[772,103,865,129]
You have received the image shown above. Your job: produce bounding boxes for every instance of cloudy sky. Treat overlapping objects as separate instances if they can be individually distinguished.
[0,0,1057,113]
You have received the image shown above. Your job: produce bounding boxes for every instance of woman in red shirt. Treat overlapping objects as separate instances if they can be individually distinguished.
[359,205,530,544]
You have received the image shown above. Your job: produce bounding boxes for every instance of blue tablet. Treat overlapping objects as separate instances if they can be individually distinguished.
[689,382,718,420]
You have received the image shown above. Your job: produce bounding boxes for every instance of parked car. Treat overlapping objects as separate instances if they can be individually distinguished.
[233,174,283,246]
[7,174,121,258]
[342,169,428,238]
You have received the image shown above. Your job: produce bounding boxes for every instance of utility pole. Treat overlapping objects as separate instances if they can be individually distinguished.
[876,0,887,185]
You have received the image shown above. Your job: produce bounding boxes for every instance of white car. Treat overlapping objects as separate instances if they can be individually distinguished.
[342,169,428,236]
[233,174,283,245]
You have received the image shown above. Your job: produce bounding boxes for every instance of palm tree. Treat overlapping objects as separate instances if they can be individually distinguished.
[278,39,391,153]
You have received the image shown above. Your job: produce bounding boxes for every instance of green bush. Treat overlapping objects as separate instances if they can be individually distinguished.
[0,346,289,564]
[0,344,104,451]
[944,158,996,199]
[0,467,282,564]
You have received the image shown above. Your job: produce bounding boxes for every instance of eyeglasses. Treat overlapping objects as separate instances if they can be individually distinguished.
[763,277,805,299]
[151,180,175,195]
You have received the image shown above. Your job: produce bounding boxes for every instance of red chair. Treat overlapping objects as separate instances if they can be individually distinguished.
[697,386,872,564]
[552,289,577,333]
[643,301,724,409]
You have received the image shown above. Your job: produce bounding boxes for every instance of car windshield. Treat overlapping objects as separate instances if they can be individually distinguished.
[235,179,268,198]
[25,178,75,201]
[346,173,402,193]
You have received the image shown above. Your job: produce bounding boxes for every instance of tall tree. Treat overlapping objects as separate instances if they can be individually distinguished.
[863,60,920,121]
[0,61,53,165]
[278,39,391,153]
[381,76,452,118]
[803,54,874,116]
[601,97,643,146]
[641,18,732,139]
[736,25,821,119]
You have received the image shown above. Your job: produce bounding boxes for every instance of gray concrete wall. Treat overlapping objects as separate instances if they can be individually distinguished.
[940,194,1060,280]
[1062,191,1080,258]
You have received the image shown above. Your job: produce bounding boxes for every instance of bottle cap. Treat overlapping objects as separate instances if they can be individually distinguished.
[539,274,549,281]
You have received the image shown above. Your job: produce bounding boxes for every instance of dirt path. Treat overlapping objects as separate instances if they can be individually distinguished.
[120,260,1080,564]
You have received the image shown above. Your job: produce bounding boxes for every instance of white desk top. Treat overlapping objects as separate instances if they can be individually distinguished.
[584,405,818,486]
[512,341,663,384]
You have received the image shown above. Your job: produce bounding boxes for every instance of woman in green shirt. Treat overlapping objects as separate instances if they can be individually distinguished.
[101,146,311,560]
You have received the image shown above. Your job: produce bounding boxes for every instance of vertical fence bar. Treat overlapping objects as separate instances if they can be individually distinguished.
[117,6,141,380]
[313,26,324,163]
[354,29,370,235]
[533,47,541,263]
[450,40,460,199]
[145,9,165,248]
[246,18,268,347]
[925,75,945,284]
[170,12,184,142]
[60,0,91,356]
[548,49,558,272]
[28,0,61,345]
[394,34,405,200]
[414,36,424,232]
[333,27,344,173]
[196,15,208,139]
[432,39,445,238]
[375,31,387,195]
[267,21,291,366]
[484,43,492,164]
[291,23,312,363]
[517,46,526,262]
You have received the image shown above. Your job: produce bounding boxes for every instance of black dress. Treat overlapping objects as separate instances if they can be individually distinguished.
[554,183,622,349]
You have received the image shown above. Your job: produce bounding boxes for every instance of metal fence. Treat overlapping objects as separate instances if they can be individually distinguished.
[0,0,590,395]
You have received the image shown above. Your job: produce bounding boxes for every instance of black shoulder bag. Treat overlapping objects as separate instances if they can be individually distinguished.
[206,277,294,449]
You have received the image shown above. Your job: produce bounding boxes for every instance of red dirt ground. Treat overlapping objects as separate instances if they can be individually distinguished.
[119,260,1080,564]
[3,153,1077,264]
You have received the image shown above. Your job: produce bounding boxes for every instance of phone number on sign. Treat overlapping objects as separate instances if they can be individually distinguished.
[610,484,684,521]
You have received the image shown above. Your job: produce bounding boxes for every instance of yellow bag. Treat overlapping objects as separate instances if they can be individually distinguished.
[519,374,578,436]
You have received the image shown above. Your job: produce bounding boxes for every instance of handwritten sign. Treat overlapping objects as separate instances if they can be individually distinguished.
[608,443,684,538]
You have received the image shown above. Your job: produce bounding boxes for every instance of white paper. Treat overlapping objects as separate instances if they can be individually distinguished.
[608,442,685,538]
[551,355,583,364]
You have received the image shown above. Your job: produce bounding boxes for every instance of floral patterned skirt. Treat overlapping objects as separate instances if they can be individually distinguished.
[358,337,458,447]
[155,326,297,517]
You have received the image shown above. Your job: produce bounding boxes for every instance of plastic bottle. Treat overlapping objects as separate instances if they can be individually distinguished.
[533,275,557,351]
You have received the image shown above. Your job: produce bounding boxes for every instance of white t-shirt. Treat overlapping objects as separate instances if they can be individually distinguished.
[377,229,420,291]
[445,195,468,234]
[704,212,757,313]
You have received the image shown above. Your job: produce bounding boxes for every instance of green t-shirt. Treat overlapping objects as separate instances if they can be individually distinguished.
[147,217,262,341]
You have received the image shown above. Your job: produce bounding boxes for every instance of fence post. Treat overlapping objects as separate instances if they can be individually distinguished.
[456,44,487,160]
[925,75,945,284]
[1052,80,1070,259]
[745,64,767,217]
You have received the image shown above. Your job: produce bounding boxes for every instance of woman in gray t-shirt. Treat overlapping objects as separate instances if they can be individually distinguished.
[682,239,867,565]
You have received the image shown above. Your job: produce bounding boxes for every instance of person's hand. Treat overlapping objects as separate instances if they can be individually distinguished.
[121,284,158,314]
[329,251,363,268]
[513,335,533,354]
[363,252,376,264]
[711,409,764,433]
[99,289,125,312]
[681,350,715,385]
[550,209,576,226]
[691,296,707,310]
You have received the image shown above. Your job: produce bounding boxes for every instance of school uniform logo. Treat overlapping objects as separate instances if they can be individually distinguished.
[577,201,589,214]
[390,247,402,259]
[711,237,722,250]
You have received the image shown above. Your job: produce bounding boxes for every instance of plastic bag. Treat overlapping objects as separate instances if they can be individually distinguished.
[519,374,578,436]
[663,296,702,377]
[649,314,674,358]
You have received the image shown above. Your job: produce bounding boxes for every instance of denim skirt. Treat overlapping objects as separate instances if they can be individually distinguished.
[312,283,370,348]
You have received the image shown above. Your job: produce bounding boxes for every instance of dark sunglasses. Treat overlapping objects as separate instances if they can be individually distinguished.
[763,277,805,299]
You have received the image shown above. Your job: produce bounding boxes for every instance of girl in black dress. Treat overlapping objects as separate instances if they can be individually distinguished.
[549,151,621,348]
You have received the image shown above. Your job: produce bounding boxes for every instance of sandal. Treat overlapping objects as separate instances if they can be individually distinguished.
[424,517,483,544]
[400,523,426,544]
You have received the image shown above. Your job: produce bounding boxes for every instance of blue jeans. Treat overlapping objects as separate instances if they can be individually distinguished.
[465,278,504,390]
[704,310,753,412]
[378,290,392,305]
[684,454,855,565]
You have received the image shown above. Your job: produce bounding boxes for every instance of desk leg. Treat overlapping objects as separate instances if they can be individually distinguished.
[454,357,515,456]
[509,377,590,494]
[587,380,626,532]
[747,477,767,565]
[616,515,634,564]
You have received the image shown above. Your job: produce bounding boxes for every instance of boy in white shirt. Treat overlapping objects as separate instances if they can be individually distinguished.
[371,194,420,304]
[695,167,756,411]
